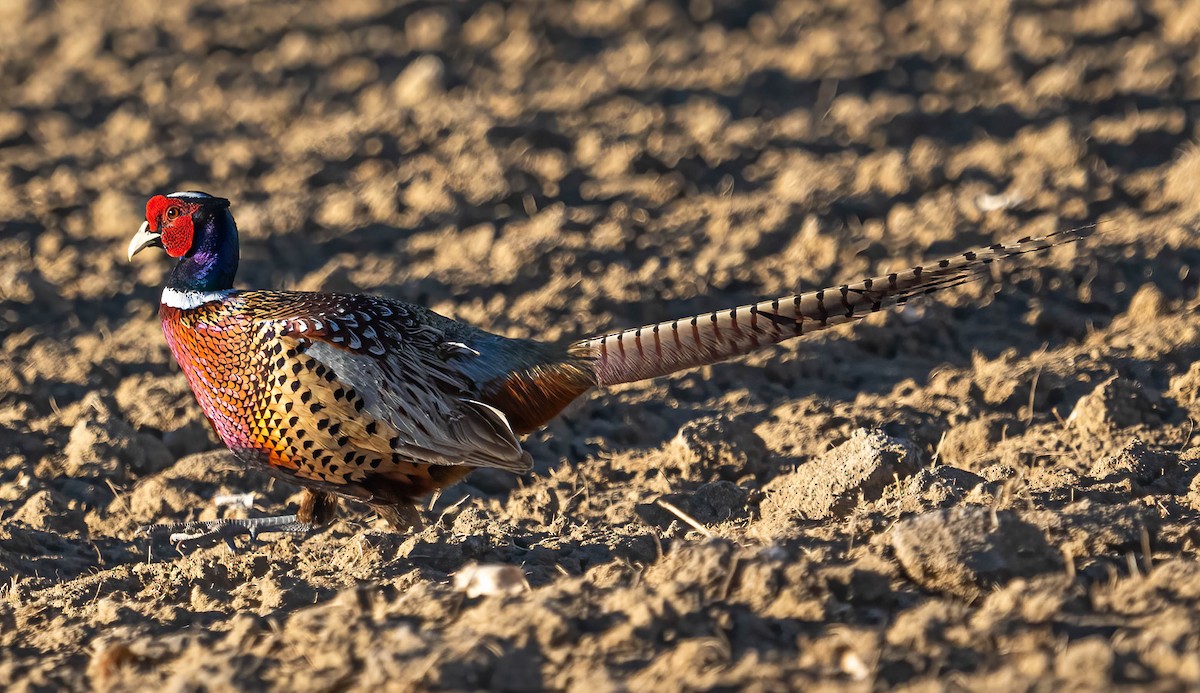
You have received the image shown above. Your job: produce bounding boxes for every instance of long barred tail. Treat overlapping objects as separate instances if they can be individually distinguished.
[571,226,1092,388]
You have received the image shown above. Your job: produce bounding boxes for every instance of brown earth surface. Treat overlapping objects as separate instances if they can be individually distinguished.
[3,0,1200,690]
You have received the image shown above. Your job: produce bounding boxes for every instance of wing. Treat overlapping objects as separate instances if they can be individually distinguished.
[243,291,531,491]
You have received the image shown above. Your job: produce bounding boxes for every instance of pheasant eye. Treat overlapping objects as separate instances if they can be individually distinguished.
[166,207,179,221]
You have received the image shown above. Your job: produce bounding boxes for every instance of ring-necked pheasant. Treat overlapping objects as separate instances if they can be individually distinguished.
[128,191,1088,542]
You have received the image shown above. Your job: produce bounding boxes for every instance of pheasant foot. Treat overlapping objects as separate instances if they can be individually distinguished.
[137,514,310,549]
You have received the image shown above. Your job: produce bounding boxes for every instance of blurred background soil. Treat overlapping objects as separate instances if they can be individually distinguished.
[3,0,1200,689]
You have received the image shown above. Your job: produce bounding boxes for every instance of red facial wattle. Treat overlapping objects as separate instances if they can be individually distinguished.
[145,194,197,257]
[160,214,195,257]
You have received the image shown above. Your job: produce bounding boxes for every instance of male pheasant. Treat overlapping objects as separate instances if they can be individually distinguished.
[129,191,1086,541]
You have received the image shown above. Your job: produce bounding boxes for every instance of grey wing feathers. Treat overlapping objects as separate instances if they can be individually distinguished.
[303,340,532,473]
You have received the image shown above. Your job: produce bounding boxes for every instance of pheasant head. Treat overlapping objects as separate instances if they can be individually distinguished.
[128,191,240,292]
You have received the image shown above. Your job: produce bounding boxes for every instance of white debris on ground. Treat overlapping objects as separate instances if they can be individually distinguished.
[453,562,530,598]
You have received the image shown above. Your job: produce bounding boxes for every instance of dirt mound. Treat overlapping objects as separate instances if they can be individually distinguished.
[3,0,1200,689]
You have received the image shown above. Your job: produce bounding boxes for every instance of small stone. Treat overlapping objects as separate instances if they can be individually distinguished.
[978,462,1018,482]
[1067,376,1163,435]
[686,480,748,524]
[762,428,922,522]
[1089,438,1173,484]
[889,466,985,514]
[670,415,769,482]
[892,506,1062,601]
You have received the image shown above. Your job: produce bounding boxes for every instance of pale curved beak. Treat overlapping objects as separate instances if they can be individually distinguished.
[127,221,160,261]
